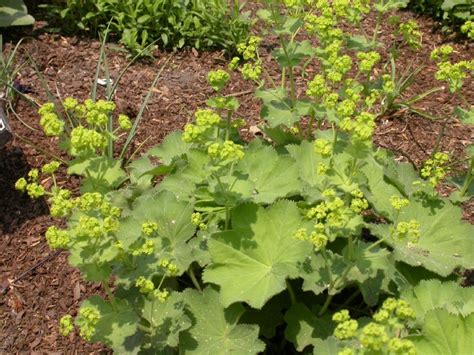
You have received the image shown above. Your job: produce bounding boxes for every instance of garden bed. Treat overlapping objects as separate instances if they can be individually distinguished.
[1,5,473,353]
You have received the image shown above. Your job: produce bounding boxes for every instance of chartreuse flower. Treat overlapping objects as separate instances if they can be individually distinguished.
[69,126,107,156]
[333,310,358,340]
[207,140,245,162]
[350,189,369,213]
[38,102,65,137]
[229,57,240,70]
[399,20,422,49]
[14,178,27,192]
[136,276,155,294]
[42,160,61,175]
[421,152,450,187]
[77,306,100,341]
[45,226,70,249]
[50,188,73,217]
[131,240,155,256]
[59,315,74,336]
[314,138,333,157]
[357,51,381,73]
[237,36,261,61]
[118,114,132,130]
[207,69,230,92]
[307,74,329,98]
[241,61,262,81]
[62,97,78,111]
[359,322,389,350]
[390,195,410,210]
[159,259,178,276]
[430,45,453,62]
[26,183,45,198]
[182,109,221,143]
[434,60,471,92]
[141,221,158,236]
[461,20,474,39]
[394,220,421,243]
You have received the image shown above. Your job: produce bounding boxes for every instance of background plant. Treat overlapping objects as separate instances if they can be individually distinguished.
[16,0,474,353]
[40,0,251,56]
[0,0,34,28]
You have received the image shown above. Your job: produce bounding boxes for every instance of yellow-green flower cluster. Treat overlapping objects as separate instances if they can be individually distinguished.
[142,221,158,237]
[136,276,155,294]
[314,138,333,157]
[389,195,409,210]
[50,188,73,217]
[45,226,70,249]
[135,273,171,302]
[334,299,416,354]
[207,140,245,162]
[77,306,100,341]
[461,20,474,39]
[236,36,261,61]
[118,114,132,131]
[430,45,453,62]
[307,74,329,98]
[399,20,422,49]
[182,109,221,143]
[393,220,421,244]
[42,160,61,174]
[241,61,262,81]
[38,102,65,136]
[191,212,207,230]
[350,189,369,213]
[340,112,376,142]
[382,74,396,94]
[15,169,45,199]
[434,59,473,93]
[131,240,155,256]
[333,310,359,340]
[207,69,230,92]
[159,259,178,276]
[357,51,381,73]
[59,314,74,336]
[420,152,450,187]
[69,126,107,156]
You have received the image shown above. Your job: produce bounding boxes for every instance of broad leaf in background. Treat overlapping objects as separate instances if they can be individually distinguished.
[80,296,139,352]
[284,303,333,351]
[232,139,301,204]
[114,191,196,285]
[203,201,312,308]
[141,292,192,351]
[402,279,474,321]
[147,131,190,165]
[371,199,474,276]
[179,287,265,354]
[68,156,127,194]
[412,309,474,354]
[0,0,34,27]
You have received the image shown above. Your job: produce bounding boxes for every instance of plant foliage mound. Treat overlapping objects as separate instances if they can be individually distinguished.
[16,0,474,353]
[41,0,251,56]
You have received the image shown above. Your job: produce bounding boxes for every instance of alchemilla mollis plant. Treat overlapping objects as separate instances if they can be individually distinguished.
[16,0,474,353]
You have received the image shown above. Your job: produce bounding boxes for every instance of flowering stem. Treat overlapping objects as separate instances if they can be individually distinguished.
[365,237,387,253]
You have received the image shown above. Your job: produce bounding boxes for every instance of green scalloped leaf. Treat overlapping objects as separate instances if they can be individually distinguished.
[402,280,474,322]
[141,291,192,350]
[179,287,265,354]
[81,296,139,353]
[114,191,196,286]
[284,303,333,351]
[147,131,190,165]
[233,139,301,204]
[371,200,474,277]
[412,309,474,354]
[203,200,313,308]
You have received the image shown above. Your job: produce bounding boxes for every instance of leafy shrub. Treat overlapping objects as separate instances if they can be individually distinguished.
[407,0,473,33]
[17,0,474,353]
[0,0,34,28]
[41,0,251,56]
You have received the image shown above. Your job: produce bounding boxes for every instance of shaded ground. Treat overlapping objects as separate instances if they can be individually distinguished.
[1,5,473,353]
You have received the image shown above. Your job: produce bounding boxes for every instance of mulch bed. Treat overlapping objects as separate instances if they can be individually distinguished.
[1,5,473,353]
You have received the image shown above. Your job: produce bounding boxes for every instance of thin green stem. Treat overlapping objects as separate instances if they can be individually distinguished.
[318,293,334,316]
[286,280,296,305]
[460,159,474,197]
[103,282,117,312]
[365,237,387,253]
[188,264,202,292]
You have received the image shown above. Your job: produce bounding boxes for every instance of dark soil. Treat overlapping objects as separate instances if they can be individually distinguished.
[1,5,473,353]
